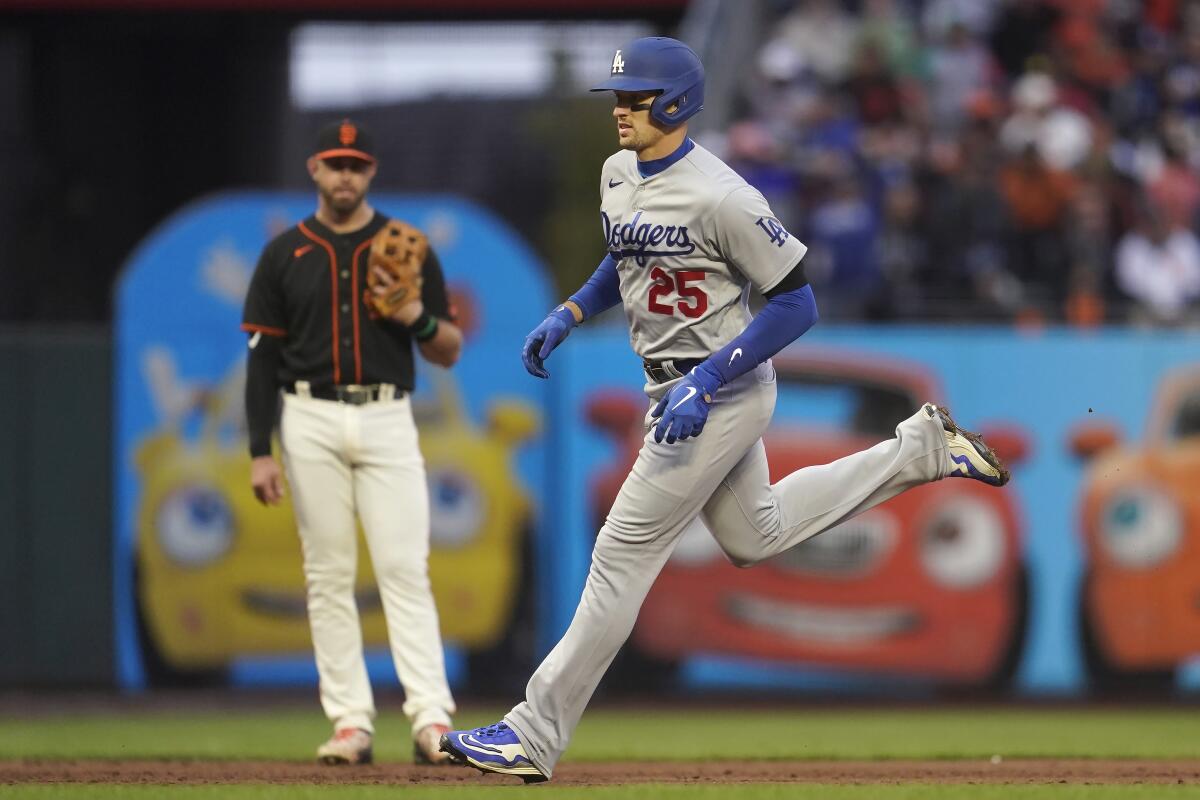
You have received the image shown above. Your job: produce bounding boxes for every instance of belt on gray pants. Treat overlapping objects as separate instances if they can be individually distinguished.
[642,357,704,384]
[286,382,407,405]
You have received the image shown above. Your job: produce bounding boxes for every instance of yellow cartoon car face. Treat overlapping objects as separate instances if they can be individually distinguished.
[421,381,538,648]
[136,433,326,670]
[135,374,538,673]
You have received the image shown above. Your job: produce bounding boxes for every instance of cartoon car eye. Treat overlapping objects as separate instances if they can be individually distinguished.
[155,484,235,568]
[427,468,484,549]
[670,518,722,566]
[919,497,1005,588]
[1099,485,1182,569]
[773,512,897,577]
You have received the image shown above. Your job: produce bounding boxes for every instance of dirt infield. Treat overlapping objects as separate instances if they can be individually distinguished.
[3,759,1198,786]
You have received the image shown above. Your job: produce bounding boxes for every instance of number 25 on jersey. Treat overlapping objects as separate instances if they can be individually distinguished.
[648,267,707,318]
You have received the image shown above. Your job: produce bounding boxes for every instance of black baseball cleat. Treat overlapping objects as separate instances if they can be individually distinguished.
[924,403,1011,487]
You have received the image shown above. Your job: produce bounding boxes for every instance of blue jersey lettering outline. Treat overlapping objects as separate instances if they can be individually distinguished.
[602,211,696,267]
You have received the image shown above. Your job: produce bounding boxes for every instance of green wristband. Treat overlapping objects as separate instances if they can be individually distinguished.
[409,312,439,342]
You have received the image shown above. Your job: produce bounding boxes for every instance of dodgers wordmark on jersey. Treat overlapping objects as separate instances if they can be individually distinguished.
[600,142,807,362]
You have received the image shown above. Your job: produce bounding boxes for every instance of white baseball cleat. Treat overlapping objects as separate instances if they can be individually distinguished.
[317,727,373,765]
[925,403,1010,487]
[413,723,456,765]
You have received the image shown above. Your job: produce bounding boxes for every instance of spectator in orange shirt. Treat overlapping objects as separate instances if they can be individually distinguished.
[998,143,1079,308]
[1000,143,1078,229]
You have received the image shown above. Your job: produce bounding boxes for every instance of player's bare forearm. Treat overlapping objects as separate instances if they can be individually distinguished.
[418,318,462,367]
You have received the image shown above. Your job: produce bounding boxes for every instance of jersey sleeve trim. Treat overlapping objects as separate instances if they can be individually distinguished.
[759,253,808,295]
[241,323,287,336]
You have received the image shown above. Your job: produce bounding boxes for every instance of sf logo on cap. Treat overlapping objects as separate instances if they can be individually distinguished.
[611,50,625,74]
[339,120,357,146]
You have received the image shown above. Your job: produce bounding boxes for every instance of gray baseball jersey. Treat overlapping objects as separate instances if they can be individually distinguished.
[600,142,807,361]
[502,140,953,779]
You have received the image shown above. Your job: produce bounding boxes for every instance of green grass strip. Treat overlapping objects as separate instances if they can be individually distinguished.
[3,707,1199,761]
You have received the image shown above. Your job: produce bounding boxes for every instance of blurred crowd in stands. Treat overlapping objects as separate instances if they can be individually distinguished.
[716,0,1200,325]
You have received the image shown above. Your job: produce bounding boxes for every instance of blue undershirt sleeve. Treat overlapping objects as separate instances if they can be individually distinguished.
[568,253,622,320]
[694,284,819,389]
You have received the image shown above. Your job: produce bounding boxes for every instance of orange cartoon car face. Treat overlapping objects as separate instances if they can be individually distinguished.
[1071,366,1200,678]
[587,351,1030,686]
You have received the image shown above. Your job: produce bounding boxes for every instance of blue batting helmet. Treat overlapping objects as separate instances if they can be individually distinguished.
[591,37,705,127]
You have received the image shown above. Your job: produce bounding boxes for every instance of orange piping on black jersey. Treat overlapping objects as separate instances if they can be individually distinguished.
[351,237,372,384]
[297,222,342,385]
[293,244,314,259]
[241,323,287,336]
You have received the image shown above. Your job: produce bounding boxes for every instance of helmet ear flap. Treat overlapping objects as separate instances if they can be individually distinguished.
[650,81,703,126]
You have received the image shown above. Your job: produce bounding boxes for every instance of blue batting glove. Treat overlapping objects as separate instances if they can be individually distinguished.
[522,305,577,379]
[651,362,722,444]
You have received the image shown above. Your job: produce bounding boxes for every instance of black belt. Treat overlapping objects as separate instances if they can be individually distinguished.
[642,357,704,384]
[286,383,407,405]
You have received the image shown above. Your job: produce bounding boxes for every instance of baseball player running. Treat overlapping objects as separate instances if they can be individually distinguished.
[440,38,1010,783]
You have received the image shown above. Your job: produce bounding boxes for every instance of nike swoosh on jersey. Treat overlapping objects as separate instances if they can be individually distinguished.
[248,332,261,349]
[729,347,743,366]
[608,179,624,188]
[670,385,697,411]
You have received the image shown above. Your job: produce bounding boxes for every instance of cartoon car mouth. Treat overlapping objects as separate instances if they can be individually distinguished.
[725,594,920,645]
[242,588,383,618]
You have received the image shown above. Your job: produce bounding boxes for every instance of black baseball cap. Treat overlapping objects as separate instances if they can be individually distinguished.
[313,118,376,164]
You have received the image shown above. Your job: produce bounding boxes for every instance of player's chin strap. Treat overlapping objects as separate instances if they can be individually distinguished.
[699,283,819,391]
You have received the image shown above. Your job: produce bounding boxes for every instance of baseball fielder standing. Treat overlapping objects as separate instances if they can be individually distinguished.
[242,119,462,766]
[439,39,1011,783]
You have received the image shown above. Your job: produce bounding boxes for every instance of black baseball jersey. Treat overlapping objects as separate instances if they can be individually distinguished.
[241,212,453,390]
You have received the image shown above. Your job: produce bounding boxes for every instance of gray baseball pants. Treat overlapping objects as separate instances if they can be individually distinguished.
[505,361,951,776]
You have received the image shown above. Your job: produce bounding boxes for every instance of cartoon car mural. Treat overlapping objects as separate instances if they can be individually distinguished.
[1069,365,1200,689]
[135,353,538,680]
[586,349,1031,688]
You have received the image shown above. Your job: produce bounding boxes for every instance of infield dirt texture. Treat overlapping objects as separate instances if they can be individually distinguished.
[3,695,1200,797]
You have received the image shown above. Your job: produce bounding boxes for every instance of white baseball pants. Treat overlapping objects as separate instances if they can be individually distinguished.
[280,390,455,735]
[505,361,951,775]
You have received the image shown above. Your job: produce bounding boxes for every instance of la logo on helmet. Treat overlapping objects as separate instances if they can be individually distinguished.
[611,50,624,74]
